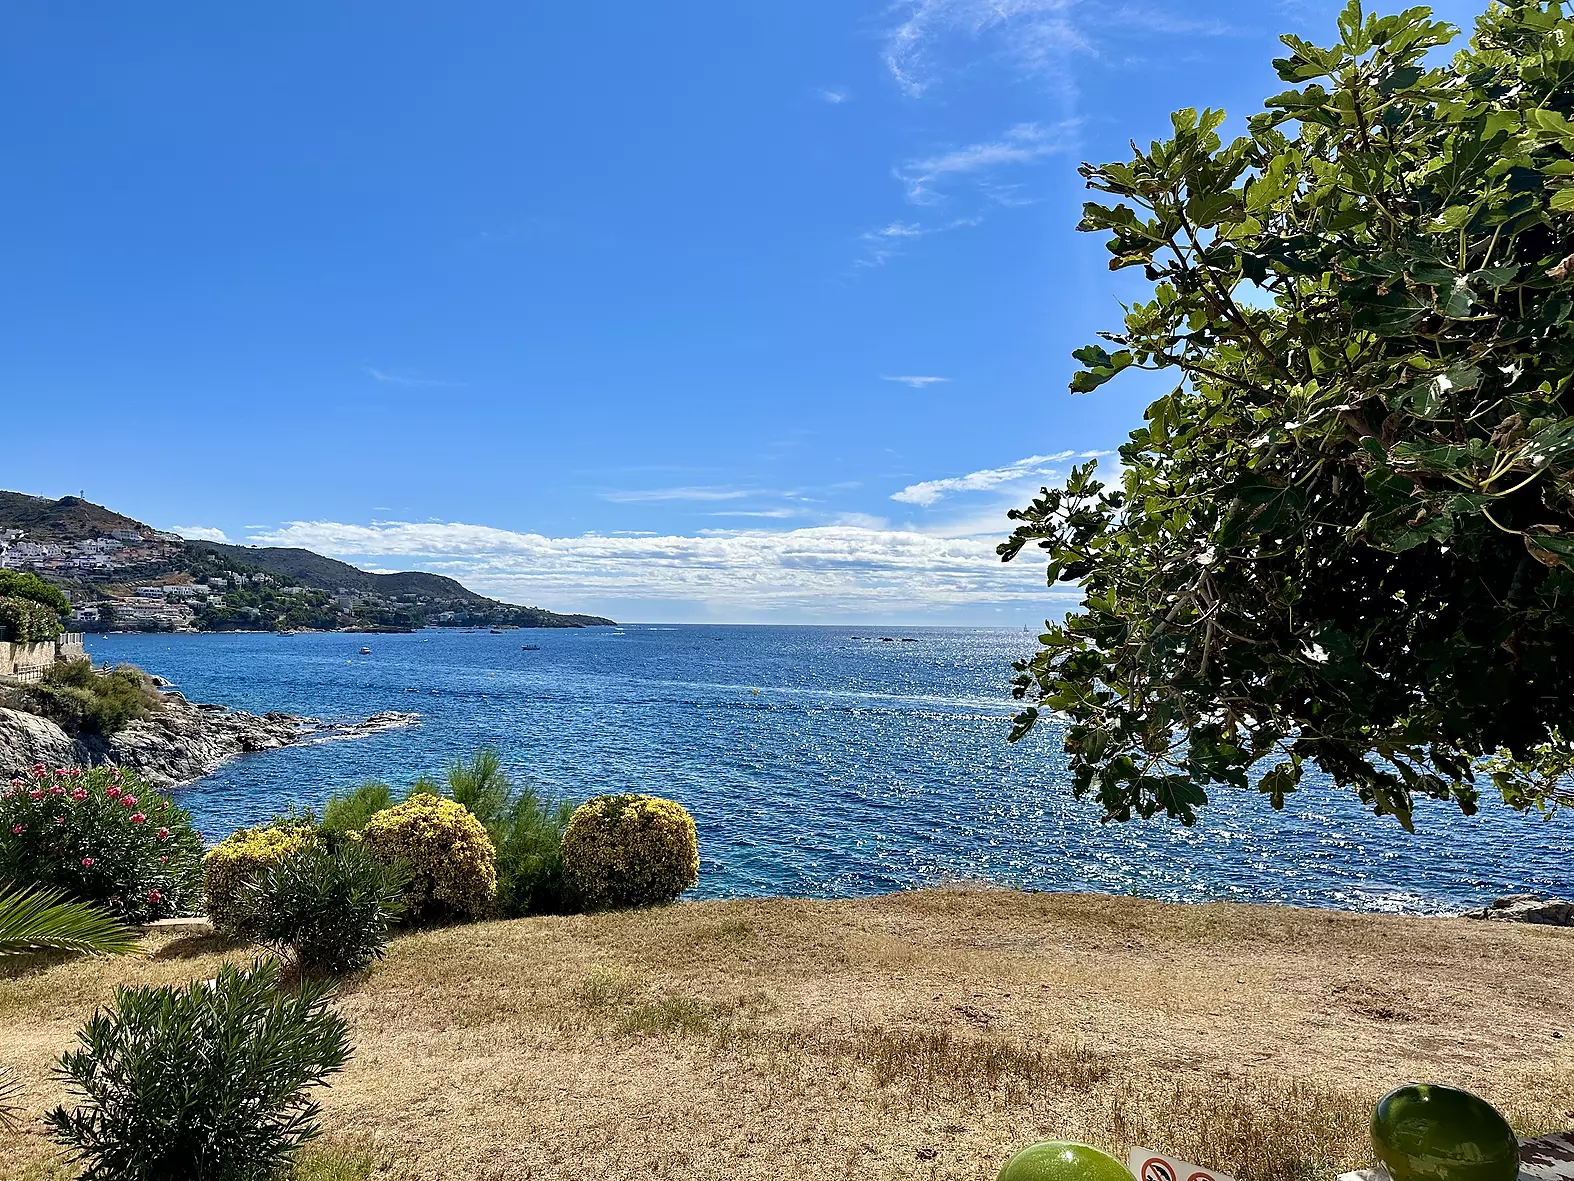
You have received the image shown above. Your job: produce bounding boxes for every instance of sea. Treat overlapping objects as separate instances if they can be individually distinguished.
[83,625,1574,915]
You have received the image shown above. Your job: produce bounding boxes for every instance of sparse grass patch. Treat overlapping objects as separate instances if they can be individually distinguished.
[572,965,646,1012]
[694,918,755,943]
[842,1024,1111,1104]
[288,1140,379,1181]
[616,996,716,1037]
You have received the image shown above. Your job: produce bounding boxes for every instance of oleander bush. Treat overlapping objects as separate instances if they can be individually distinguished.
[359,793,496,922]
[561,793,699,911]
[204,817,318,932]
[23,660,163,735]
[46,959,351,1181]
[242,841,407,976]
[444,749,577,917]
[0,765,203,923]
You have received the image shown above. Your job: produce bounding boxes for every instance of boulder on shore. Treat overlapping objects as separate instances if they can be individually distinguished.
[1460,894,1574,926]
[0,691,418,787]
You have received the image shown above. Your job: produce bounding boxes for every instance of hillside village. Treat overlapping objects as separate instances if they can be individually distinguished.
[0,493,613,633]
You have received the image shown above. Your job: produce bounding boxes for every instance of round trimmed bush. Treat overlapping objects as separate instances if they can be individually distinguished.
[359,793,496,922]
[203,821,316,933]
[561,793,698,910]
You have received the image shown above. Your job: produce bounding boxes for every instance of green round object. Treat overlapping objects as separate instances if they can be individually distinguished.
[998,1142,1133,1181]
[1371,1084,1519,1181]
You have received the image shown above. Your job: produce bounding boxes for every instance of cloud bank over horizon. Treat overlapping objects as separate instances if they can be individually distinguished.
[244,516,1068,623]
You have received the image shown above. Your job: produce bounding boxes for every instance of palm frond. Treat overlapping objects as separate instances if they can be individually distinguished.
[0,884,138,957]
[0,1065,20,1134]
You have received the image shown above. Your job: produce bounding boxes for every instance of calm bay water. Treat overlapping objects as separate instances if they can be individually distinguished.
[84,625,1574,914]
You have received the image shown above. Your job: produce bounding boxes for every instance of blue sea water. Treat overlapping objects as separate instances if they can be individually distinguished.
[82,625,1574,914]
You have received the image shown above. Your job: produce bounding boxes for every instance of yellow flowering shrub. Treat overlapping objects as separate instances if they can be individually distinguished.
[360,793,496,921]
[561,794,698,911]
[203,822,316,932]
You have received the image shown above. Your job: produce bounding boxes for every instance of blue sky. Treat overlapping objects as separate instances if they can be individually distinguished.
[1,0,1483,623]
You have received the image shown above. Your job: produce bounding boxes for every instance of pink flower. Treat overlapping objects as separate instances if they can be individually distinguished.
[54,816,64,825]
[156,827,170,841]
[52,767,68,777]
[48,784,65,796]
[129,812,146,825]
[81,857,94,867]
[71,788,87,800]
[29,764,45,777]
[121,796,138,809]
[11,824,24,835]
[158,855,168,864]
[160,801,171,810]
[105,785,122,799]
[29,789,43,801]
[146,889,161,905]
[8,778,22,788]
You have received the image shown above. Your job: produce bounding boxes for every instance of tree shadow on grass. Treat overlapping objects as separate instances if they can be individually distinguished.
[151,931,244,961]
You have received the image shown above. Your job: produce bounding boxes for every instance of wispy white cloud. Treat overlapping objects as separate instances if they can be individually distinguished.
[884,0,1239,96]
[168,525,230,543]
[818,87,849,104]
[892,451,1110,507]
[243,519,1055,614]
[885,0,1088,97]
[898,122,1072,203]
[883,375,951,388]
[364,367,465,389]
[600,487,775,504]
[856,216,981,267]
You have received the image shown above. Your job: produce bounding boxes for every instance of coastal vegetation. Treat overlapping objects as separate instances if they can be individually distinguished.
[19,660,163,736]
[1004,0,1574,829]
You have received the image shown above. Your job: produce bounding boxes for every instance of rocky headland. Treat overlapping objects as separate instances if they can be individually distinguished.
[0,687,418,786]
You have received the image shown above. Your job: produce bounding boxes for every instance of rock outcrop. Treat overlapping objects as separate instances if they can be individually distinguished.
[0,692,418,787]
[1460,893,1574,926]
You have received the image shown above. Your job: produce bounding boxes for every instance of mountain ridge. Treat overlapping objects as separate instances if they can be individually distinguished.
[0,492,615,629]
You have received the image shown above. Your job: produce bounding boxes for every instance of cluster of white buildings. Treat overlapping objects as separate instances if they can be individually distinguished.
[0,529,184,575]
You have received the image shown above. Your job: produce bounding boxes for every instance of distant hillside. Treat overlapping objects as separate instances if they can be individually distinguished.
[0,493,615,630]
[190,542,614,627]
[0,492,150,542]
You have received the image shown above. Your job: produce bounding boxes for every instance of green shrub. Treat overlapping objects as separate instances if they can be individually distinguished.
[443,749,576,917]
[24,661,162,735]
[0,594,62,643]
[359,793,496,922]
[242,842,407,976]
[561,793,699,911]
[46,960,351,1181]
[204,819,317,932]
[0,765,204,923]
[320,781,394,837]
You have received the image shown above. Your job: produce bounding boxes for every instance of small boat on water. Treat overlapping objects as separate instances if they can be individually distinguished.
[521,644,540,651]
[359,647,372,655]
[489,628,504,634]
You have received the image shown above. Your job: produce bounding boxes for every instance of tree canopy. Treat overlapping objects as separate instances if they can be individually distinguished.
[0,571,69,620]
[1002,0,1574,829]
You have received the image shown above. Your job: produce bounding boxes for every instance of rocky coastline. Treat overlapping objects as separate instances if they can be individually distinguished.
[0,687,418,787]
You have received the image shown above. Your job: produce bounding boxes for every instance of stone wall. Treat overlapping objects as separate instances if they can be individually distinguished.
[0,640,61,679]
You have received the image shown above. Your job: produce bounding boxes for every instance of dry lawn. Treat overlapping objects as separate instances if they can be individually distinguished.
[3,888,1573,1181]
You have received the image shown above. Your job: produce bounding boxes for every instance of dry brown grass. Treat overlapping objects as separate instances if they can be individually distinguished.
[3,888,1573,1181]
